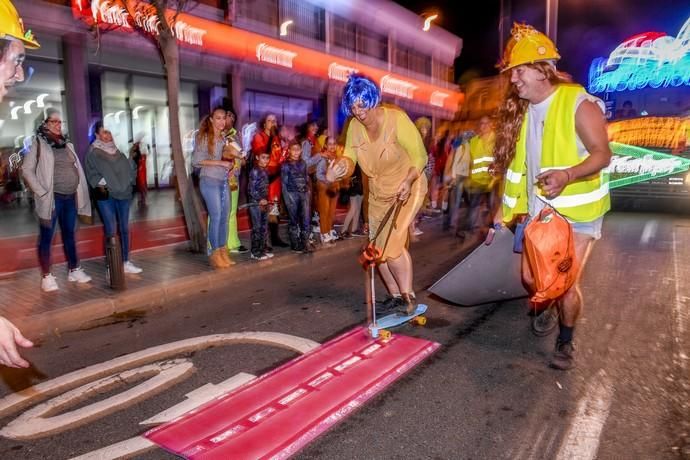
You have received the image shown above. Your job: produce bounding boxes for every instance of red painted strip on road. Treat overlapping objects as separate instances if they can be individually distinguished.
[145,327,440,459]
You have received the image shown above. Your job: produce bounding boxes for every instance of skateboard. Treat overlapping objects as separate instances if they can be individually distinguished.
[368,304,428,340]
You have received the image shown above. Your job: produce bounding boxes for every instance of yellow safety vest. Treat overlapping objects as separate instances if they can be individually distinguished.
[468,132,495,189]
[502,84,610,223]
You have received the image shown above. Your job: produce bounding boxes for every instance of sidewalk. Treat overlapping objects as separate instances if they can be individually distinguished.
[0,213,362,341]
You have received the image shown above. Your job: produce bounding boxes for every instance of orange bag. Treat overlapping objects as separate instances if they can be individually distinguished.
[523,206,579,303]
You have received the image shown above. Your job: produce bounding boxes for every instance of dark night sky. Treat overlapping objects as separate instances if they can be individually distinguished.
[394,0,690,86]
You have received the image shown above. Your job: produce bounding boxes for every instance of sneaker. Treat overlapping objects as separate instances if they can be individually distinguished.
[330,230,340,241]
[396,293,418,316]
[41,273,59,292]
[123,261,143,274]
[230,245,249,254]
[322,233,333,243]
[251,253,270,261]
[413,228,424,236]
[377,295,404,314]
[266,252,275,258]
[68,267,92,284]
[549,340,576,370]
[351,230,367,238]
[341,231,353,239]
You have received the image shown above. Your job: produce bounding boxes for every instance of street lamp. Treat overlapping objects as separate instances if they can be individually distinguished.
[423,14,438,32]
[280,20,293,37]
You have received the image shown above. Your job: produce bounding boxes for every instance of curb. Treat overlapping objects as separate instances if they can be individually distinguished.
[17,238,365,340]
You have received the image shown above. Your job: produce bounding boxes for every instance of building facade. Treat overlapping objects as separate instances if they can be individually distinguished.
[2,0,463,190]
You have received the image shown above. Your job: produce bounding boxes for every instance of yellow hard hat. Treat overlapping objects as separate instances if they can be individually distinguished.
[501,23,558,72]
[0,0,40,49]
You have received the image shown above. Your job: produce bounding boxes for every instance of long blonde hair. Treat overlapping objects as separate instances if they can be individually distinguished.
[196,107,226,160]
[493,62,573,174]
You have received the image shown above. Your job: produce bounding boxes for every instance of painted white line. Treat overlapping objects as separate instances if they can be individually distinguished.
[672,228,688,370]
[556,370,614,460]
[640,220,658,245]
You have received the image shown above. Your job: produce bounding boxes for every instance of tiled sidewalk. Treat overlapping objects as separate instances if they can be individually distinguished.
[0,207,360,338]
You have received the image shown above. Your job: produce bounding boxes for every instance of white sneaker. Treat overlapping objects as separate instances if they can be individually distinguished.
[322,233,333,243]
[68,267,92,284]
[124,261,143,274]
[251,253,270,261]
[413,228,424,236]
[41,273,59,292]
[265,252,275,259]
[330,230,339,241]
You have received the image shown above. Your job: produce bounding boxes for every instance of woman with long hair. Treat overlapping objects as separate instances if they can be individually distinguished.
[327,74,428,315]
[192,107,234,269]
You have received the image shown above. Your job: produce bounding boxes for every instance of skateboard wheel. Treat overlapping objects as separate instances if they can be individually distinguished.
[416,316,427,326]
[380,330,392,340]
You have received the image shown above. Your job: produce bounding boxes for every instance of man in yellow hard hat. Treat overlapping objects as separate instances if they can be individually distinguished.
[0,0,39,368]
[0,0,39,103]
[492,23,612,370]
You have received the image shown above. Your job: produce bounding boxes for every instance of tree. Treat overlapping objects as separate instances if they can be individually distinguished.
[147,0,207,253]
[86,0,207,252]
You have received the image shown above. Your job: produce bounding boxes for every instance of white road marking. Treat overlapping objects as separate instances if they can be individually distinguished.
[640,220,658,245]
[139,372,256,426]
[556,370,614,460]
[1,360,194,440]
[672,228,688,370]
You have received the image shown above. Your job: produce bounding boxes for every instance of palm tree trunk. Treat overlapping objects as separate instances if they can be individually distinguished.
[157,14,207,253]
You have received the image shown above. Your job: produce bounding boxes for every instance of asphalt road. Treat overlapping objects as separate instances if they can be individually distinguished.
[0,212,687,460]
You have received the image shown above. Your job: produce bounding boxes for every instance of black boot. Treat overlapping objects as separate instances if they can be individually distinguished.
[289,226,303,252]
[269,222,289,247]
[301,232,314,253]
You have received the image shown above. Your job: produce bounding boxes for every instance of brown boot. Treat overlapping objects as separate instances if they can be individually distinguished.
[209,249,230,269]
[219,248,236,266]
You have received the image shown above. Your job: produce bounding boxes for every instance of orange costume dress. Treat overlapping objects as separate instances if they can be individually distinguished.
[344,107,428,261]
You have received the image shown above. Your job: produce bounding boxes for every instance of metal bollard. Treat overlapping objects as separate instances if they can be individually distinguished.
[105,236,126,290]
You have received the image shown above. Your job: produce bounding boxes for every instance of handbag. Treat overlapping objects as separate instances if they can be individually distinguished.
[523,206,579,303]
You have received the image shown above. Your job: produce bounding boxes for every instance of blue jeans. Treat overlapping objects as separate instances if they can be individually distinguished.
[249,204,268,255]
[283,190,310,247]
[200,177,229,250]
[96,197,131,261]
[38,192,79,275]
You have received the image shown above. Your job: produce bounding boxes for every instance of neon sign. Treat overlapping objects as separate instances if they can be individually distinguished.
[255,43,297,68]
[607,142,690,189]
[328,63,358,83]
[380,75,417,99]
[608,117,690,150]
[76,0,206,46]
[430,91,449,107]
[588,16,690,93]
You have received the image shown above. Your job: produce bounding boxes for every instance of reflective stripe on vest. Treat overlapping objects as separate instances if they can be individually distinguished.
[468,134,495,188]
[501,83,610,223]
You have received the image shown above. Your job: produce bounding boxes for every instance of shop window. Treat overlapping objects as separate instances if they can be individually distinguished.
[279,0,325,43]
[0,59,66,219]
[357,27,388,62]
[101,71,198,188]
[236,0,279,27]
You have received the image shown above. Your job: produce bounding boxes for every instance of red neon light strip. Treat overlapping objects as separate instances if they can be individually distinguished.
[71,1,463,111]
[145,326,440,459]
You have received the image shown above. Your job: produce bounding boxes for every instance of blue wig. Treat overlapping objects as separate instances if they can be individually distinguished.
[340,74,381,117]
